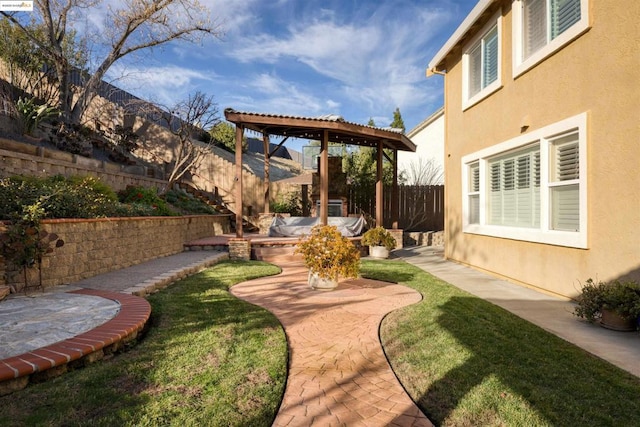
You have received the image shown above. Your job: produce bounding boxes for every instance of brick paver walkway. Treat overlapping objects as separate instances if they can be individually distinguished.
[231,262,433,427]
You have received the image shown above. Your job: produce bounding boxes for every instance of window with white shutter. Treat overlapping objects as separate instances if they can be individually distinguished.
[463,12,502,109]
[550,132,580,231]
[468,163,480,224]
[488,145,540,228]
[513,0,588,77]
[462,113,587,248]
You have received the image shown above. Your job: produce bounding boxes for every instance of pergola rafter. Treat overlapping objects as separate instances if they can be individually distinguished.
[224,108,416,238]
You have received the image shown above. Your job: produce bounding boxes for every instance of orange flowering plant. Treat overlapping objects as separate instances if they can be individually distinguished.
[294,225,360,281]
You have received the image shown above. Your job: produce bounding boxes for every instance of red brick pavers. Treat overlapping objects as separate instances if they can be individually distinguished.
[231,262,433,427]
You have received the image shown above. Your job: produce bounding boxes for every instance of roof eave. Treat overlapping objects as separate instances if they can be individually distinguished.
[427,0,496,74]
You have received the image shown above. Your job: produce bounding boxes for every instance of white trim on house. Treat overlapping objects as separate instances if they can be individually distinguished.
[461,112,588,248]
[428,0,497,73]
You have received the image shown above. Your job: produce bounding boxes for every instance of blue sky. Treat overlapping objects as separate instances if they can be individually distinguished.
[102,0,476,150]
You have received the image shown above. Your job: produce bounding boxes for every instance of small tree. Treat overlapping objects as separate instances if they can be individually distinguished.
[390,107,405,133]
[210,121,245,153]
[135,91,220,191]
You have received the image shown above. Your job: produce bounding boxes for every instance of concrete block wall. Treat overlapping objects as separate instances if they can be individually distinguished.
[1,215,230,290]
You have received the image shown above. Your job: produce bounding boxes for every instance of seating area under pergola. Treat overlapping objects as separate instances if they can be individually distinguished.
[223,108,416,239]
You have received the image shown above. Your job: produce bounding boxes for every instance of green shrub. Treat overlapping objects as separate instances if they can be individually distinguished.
[271,192,307,216]
[575,278,640,322]
[0,177,215,219]
[117,186,177,216]
[164,189,217,215]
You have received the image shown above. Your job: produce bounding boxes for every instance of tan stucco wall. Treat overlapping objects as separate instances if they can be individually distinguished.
[442,0,640,298]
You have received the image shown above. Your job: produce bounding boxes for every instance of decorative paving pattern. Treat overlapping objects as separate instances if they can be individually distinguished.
[0,289,150,394]
[232,262,433,427]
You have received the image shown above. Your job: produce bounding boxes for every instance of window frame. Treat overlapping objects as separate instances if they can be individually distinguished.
[512,0,590,78]
[462,112,588,248]
[462,11,503,110]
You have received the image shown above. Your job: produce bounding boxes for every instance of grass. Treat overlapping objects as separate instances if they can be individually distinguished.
[0,260,287,427]
[362,260,640,427]
[3,258,639,426]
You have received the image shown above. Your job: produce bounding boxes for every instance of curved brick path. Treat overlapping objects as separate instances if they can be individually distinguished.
[231,262,433,427]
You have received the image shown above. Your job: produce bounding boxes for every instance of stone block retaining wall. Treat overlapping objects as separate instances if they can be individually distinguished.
[403,231,445,247]
[0,138,164,192]
[1,215,230,290]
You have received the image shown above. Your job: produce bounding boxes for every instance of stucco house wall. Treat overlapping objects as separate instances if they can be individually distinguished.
[400,107,445,184]
[433,0,639,298]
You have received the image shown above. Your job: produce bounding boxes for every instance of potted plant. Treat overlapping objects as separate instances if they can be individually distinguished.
[294,225,360,290]
[574,278,640,331]
[361,226,396,259]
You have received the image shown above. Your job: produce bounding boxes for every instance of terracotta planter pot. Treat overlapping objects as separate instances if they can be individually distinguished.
[600,309,637,332]
[308,271,338,291]
[369,246,389,259]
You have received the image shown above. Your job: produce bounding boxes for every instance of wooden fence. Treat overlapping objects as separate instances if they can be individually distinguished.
[347,184,444,232]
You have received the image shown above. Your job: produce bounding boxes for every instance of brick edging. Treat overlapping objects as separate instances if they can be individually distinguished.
[0,289,151,395]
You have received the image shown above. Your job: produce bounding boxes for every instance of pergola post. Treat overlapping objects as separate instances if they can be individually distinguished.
[263,133,270,213]
[376,140,383,227]
[301,184,310,216]
[320,130,329,225]
[391,148,399,229]
[235,124,244,238]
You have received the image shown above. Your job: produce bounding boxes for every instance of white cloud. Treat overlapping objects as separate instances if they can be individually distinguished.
[105,64,218,106]
[219,2,453,124]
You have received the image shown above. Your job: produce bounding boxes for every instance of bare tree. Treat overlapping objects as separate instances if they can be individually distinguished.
[401,157,444,185]
[1,0,222,125]
[131,91,220,191]
[399,157,444,231]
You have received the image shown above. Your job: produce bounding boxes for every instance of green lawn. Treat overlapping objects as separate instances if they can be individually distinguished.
[2,259,639,427]
[363,260,640,427]
[0,261,287,427]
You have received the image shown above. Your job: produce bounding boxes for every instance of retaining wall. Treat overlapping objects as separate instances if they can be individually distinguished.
[1,215,230,290]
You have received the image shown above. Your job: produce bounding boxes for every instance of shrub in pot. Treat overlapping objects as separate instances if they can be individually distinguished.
[294,225,360,289]
[361,226,396,258]
[574,279,640,331]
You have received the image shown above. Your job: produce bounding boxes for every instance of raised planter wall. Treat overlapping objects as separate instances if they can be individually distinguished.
[1,215,230,290]
[0,138,165,192]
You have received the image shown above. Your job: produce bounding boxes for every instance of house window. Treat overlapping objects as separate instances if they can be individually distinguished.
[468,162,480,224]
[463,12,502,109]
[513,0,589,77]
[462,113,587,248]
[549,132,580,231]
[488,145,540,228]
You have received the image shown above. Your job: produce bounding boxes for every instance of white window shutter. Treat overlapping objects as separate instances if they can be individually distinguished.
[469,44,482,97]
[552,0,581,39]
[524,0,547,58]
[551,133,580,231]
[483,27,499,86]
[552,184,579,230]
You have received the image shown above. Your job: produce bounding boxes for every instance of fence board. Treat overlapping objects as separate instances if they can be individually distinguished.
[348,185,444,231]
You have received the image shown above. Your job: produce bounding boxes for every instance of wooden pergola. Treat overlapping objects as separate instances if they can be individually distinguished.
[224,108,416,238]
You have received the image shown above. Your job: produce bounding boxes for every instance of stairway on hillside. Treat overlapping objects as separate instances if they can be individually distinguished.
[177,183,258,233]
